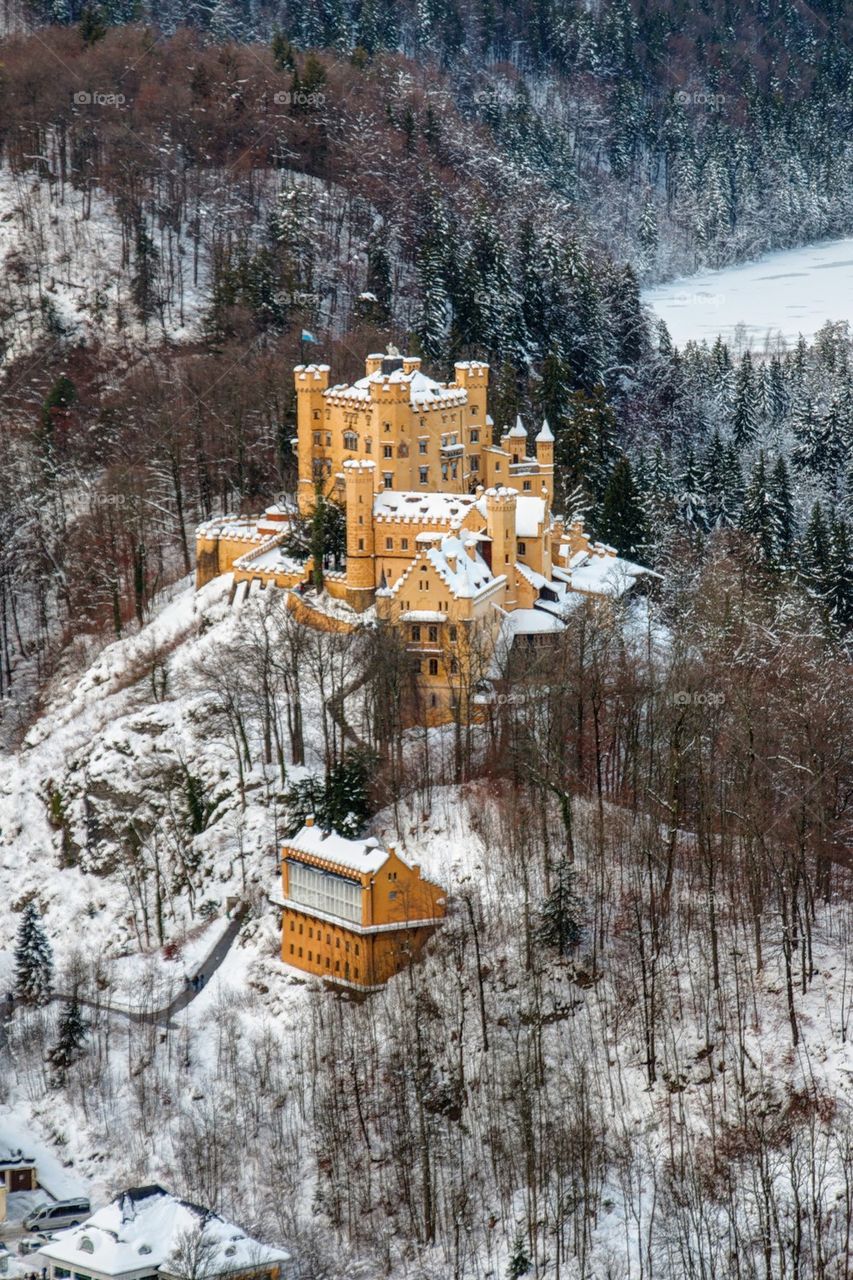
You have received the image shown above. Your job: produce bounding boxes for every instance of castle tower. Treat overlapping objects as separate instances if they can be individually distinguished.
[485,487,517,609]
[453,361,489,427]
[295,363,331,515]
[501,415,528,463]
[344,460,377,612]
[535,419,555,505]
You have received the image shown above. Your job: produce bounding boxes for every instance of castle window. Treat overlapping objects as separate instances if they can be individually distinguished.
[358,538,365,550]
[326,434,332,446]
[470,456,479,472]
[386,537,393,550]
[384,444,393,458]
[496,462,501,472]
[470,429,479,443]
[419,440,428,454]
[308,951,312,962]
[518,541,527,555]
[355,944,360,957]
[383,473,393,488]
[365,438,372,453]
[430,694,437,707]
[384,421,391,432]
[419,466,429,484]
[308,927,313,939]
[450,658,459,674]
[428,625,438,643]
[313,432,321,445]
[428,658,439,676]
[343,431,358,450]
[313,410,320,420]
[449,625,457,642]
[470,406,477,415]
[411,625,421,641]
[298,947,303,957]
[419,579,428,592]
[402,538,409,550]
[326,957,331,968]
[290,944,294,955]
[523,480,531,491]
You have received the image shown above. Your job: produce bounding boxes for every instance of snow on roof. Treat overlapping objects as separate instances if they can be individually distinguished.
[535,419,554,443]
[426,534,497,599]
[515,495,548,537]
[560,550,655,598]
[286,823,389,874]
[39,1186,290,1278]
[339,367,463,406]
[472,491,547,538]
[515,560,549,591]
[373,490,478,525]
[0,1144,36,1168]
[508,415,527,438]
[503,608,565,635]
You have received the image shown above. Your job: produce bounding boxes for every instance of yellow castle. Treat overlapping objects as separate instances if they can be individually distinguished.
[196,349,655,714]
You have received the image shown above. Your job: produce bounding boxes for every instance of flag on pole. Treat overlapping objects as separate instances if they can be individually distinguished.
[301,329,318,343]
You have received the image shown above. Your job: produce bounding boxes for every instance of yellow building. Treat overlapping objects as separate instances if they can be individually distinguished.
[195,348,657,714]
[278,817,446,990]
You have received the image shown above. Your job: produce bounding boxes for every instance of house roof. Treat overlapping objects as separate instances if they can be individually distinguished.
[373,491,478,526]
[39,1186,289,1279]
[0,1145,36,1170]
[286,824,390,874]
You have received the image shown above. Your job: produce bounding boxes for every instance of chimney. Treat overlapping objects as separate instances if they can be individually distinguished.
[305,814,315,827]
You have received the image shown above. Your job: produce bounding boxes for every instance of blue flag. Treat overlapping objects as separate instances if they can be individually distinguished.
[301,330,318,344]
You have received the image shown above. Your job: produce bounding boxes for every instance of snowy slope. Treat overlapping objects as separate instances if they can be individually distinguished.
[643,235,853,350]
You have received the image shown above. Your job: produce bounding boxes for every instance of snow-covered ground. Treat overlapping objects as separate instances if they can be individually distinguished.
[0,167,208,366]
[643,235,853,350]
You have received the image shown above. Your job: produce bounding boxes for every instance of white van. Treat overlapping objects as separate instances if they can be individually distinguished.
[23,1198,90,1232]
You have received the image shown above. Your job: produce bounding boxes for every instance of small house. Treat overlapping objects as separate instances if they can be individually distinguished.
[39,1185,290,1280]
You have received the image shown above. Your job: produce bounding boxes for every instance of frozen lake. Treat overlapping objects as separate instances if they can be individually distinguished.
[643,237,853,351]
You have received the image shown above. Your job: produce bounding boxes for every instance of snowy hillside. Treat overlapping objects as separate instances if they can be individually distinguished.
[0,166,208,364]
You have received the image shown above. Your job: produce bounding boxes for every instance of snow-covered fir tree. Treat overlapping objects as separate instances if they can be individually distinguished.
[14,902,54,1006]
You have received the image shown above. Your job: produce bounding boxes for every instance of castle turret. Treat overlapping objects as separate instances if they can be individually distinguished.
[485,487,517,609]
[295,363,331,515]
[452,360,489,428]
[535,419,555,505]
[344,460,377,611]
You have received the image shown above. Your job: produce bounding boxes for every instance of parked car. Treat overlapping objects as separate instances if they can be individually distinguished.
[23,1198,90,1232]
[17,1238,46,1257]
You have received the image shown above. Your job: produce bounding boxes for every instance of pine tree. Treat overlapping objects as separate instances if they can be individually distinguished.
[506,1231,532,1280]
[597,456,647,557]
[768,456,794,565]
[131,217,159,325]
[536,859,584,957]
[799,502,833,610]
[14,903,54,1006]
[741,452,778,567]
[731,351,758,449]
[271,31,295,70]
[322,749,374,838]
[791,393,821,471]
[677,448,707,533]
[48,995,88,1084]
[637,195,658,272]
[79,4,106,43]
[828,517,853,634]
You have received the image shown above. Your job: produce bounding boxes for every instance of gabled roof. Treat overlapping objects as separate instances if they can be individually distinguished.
[39,1186,289,1279]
